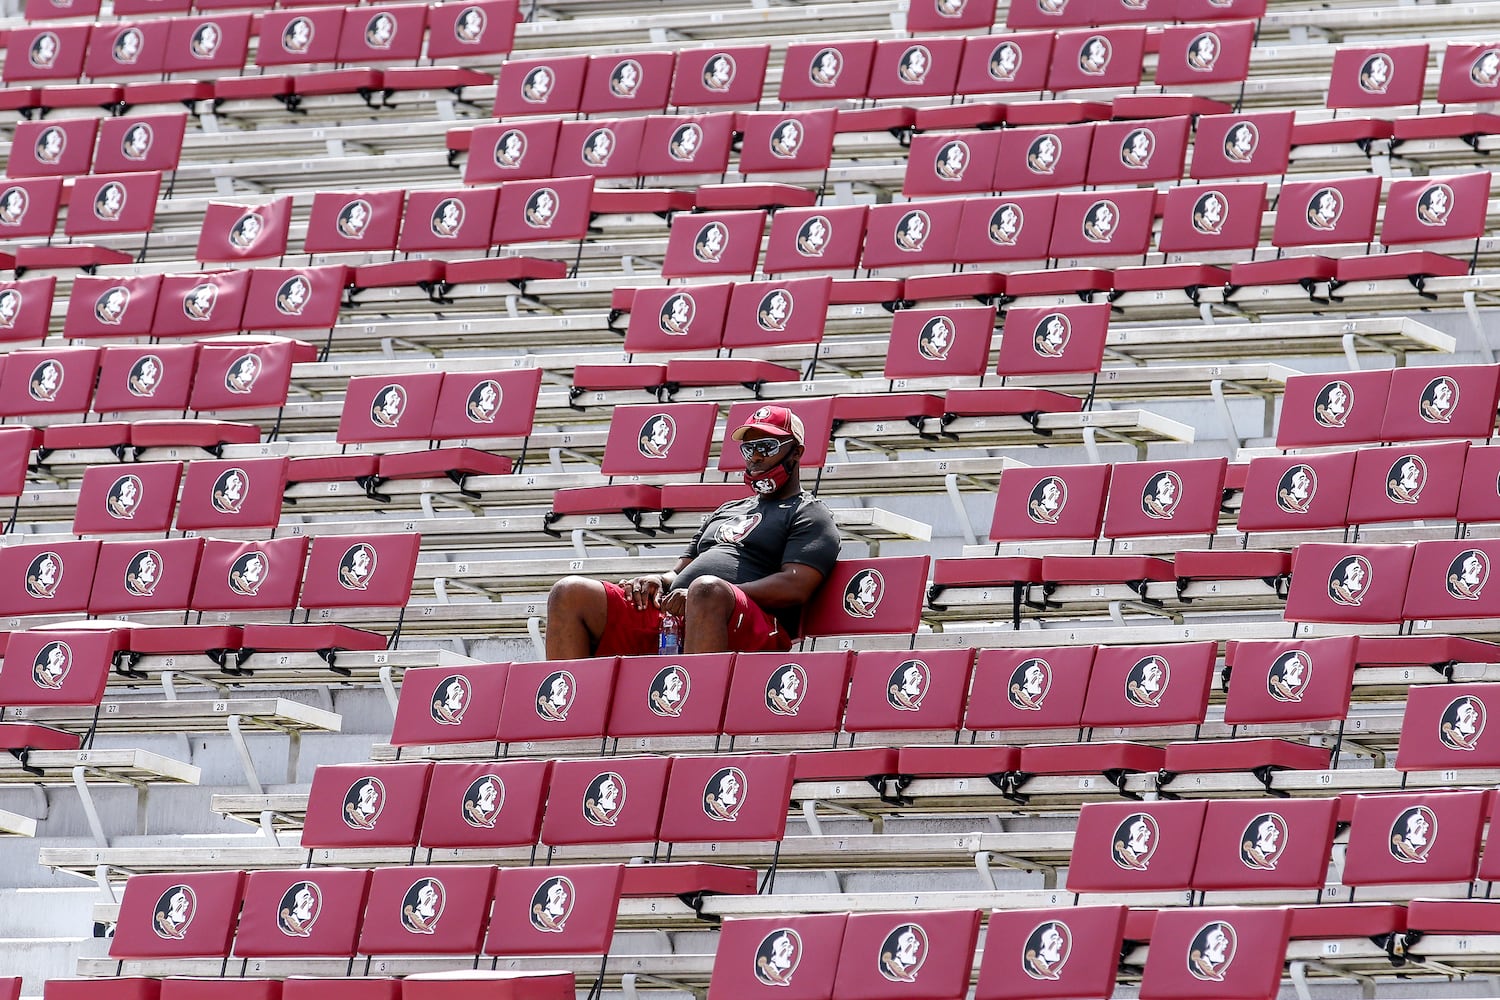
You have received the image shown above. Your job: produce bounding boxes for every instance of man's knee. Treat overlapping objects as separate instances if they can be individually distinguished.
[548,575,603,615]
[684,575,736,616]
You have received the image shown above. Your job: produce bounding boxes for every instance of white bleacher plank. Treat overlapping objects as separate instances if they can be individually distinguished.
[8,749,199,786]
[1,698,341,736]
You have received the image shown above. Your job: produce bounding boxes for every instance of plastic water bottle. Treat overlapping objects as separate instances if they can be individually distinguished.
[658,613,681,656]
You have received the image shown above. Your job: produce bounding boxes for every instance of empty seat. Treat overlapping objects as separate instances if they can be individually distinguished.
[843,648,974,736]
[301,761,433,850]
[1283,542,1414,625]
[496,657,618,747]
[975,904,1126,999]
[392,662,510,748]
[110,870,245,959]
[1396,683,1500,771]
[1191,798,1339,892]
[658,753,796,844]
[605,652,733,742]
[830,908,981,1000]
[418,759,551,849]
[357,865,495,955]
[1138,906,1292,1000]
[1067,800,1207,893]
[540,755,672,847]
[1343,789,1488,890]
[722,650,853,741]
[235,868,371,958]
[709,913,848,998]
[483,863,624,960]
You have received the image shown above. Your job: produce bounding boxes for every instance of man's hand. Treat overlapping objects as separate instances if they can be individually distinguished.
[657,587,687,618]
[619,575,668,611]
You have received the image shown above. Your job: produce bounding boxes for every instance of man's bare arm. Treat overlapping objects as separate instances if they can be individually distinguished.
[737,562,826,609]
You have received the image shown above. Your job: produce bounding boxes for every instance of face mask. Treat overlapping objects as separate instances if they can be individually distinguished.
[744,454,795,495]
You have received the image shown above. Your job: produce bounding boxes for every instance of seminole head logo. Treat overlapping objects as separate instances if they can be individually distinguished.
[1447,548,1490,601]
[581,127,616,166]
[693,221,728,262]
[989,40,1022,81]
[28,360,63,402]
[227,210,265,250]
[454,5,486,42]
[1472,47,1500,87]
[659,291,696,335]
[190,22,223,58]
[1267,649,1312,702]
[583,770,625,826]
[702,52,736,91]
[1223,121,1260,162]
[338,543,378,592]
[34,126,66,166]
[1032,312,1071,357]
[989,202,1024,247]
[369,384,405,428]
[1416,182,1454,226]
[609,58,642,98]
[28,32,60,69]
[112,24,144,62]
[336,198,372,239]
[274,275,312,317]
[637,413,676,459]
[276,881,323,938]
[0,289,20,329]
[717,513,761,544]
[1121,128,1155,169]
[31,640,70,691]
[106,474,143,520]
[896,45,931,84]
[341,775,385,830]
[1240,812,1289,870]
[1186,31,1221,71]
[1082,200,1118,243]
[536,669,574,721]
[809,47,843,86]
[152,885,196,940]
[364,11,396,49]
[1385,454,1427,504]
[844,568,885,618]
[127,355,162,397]
[461,773,504,828]
[893,210,930,252]
[1187,921,1238,982]
[400,878,446,934]
[1023,920,1072,980]
[1389,805,1437,863]
[228,551,270,597]
[703,766,747,821]
[1008,657,1052,710]
[524,187,558,228]
[877,922,929,982]
[93,286,130,326]
[934,140,969,181]
[184,282,219,321]
[1111,811,1159,869]
[493,129,527,170]
[210,468,249,515]
[1191,191,1229,235]
[795,215,831,257]
[281,16,313,54]
[465,380,501,424]
[520,65,553,103]
[1313,379,1353,428]
[668,122,703,162]
[530,876,575,932]
[1124,655,1170,708]
[25,551,63,599]
[224,353,261,394]
[1357,52,1394,94]
[757,289,793,332]
[648,664,691,717]
[1307,187,1344,231]
[917,315,955,361]
[768,119,803,159]
[0,187,28,227]
[430,198,465,238]
[887,658,930,711]
[429,674,471,725]
[754,927,803,986]
[1027,133,1061,175]
[765,663,807,716]
[1419,375,1460,423]
[1078,35,1112,76]
[1276,464,1317,514]
[1140,471,1183,519]
[1027,476,1067,524]
[1440,695,1487,751]
[123,549,162,598]
[1327,554,1372,607]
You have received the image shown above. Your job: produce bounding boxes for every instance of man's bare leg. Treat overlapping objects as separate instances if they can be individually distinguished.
[545,576,610,660]
[682,576,736,654]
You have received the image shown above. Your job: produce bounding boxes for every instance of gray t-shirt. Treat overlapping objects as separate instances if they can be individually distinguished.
[670,491,841,636]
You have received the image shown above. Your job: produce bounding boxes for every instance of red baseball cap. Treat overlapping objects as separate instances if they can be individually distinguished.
[731,404,805,445]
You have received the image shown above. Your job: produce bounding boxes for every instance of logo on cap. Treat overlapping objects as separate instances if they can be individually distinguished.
[276,881,323,937]
[530,875,575,931]
[536,669,574,721]
[1141,470,1183,519]
[1111,811,1159,869]
[583,770,626,826]
[1420,375,1460,423]
[461,773,504,828]
[400,877,446,934]
[704,765,747,821]
[429,674,472,726]
[1440,695,1487,750]
[844,568,885,619]
[1187,921,1238,982]
[648,664,691,718]
[887,658,930,711]
[637,413,677,459]
[1390,805,1437,863]
[1008,657,1052,710]
[766,663,808,716]
[342,775,385,830]
[754,928,803,986]
[1267,649,1312,702]
[152,884,196,940]
[1327,554,1372,607]
[1022,920,1072,980]
[877,922,929,982]
[1027,476,1068,524]
[31,639,70,690]
[1240,812,1288,870]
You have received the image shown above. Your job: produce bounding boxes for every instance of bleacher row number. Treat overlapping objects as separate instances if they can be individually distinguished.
[1444,770,1460,782]
[1089,586,1107,598]
[1077,777,1095,789]
[105,704,120,715]
[1413,620,1433,632]
[1322,942,1342,956]
[851,306,865,316]
[213,702,229,713]
[1117,540,1133,551]
[374,654,389,664]
[587,516,602,526]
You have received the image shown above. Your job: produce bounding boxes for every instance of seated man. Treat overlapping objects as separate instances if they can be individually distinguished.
[546,406,840,657]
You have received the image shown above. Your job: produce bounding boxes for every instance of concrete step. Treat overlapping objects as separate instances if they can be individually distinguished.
[0,937,88,997]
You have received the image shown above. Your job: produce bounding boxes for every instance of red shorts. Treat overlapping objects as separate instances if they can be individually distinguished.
[595,581,791,656]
